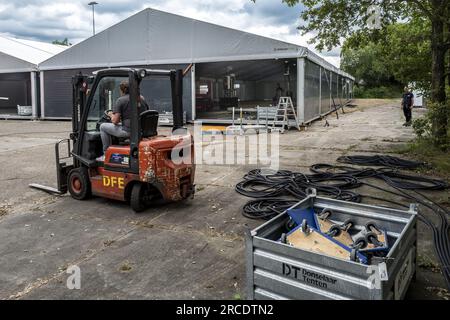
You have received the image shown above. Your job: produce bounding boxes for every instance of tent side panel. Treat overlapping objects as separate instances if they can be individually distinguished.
[320,69,331,114]
[331,71,338,104]
[43,64,193,120]
[304,59,321,123]
[296,58,305,124]
[44,69,93,118]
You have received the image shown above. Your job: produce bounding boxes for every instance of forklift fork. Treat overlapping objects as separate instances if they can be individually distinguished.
[29,139,74,194]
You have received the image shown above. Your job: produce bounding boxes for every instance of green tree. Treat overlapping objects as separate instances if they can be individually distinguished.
[383,18,432,89]
[52,38,71,46]
[254,0,449,146]
[341,17,432,92]
[340,42,396,88]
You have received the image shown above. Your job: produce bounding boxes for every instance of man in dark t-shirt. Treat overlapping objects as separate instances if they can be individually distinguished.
[401,86,414,127]
[97,81,149,162]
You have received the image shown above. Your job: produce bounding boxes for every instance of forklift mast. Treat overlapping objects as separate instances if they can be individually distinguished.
[71,73,88,136]
[171,69,184,132]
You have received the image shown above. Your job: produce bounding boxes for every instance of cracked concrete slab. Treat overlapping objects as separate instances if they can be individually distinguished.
[22,227,245,300]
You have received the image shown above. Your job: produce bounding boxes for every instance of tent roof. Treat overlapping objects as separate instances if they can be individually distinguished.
[40,8,353,80]
[0,35,67,73]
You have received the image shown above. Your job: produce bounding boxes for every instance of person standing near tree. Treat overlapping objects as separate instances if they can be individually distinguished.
[401,86,414,126]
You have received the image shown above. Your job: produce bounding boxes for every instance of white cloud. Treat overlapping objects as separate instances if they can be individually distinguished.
[0,0,341,67]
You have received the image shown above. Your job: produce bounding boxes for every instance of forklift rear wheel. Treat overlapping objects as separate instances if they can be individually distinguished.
[68,167,91,200]
[130,183,148,213]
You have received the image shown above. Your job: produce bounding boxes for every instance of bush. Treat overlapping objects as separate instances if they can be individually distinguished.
[412,100,450,150]
[412,117,432,138]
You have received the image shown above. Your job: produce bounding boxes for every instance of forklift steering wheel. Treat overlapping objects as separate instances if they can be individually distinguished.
[96,109,113,131]
[104,109,113,119]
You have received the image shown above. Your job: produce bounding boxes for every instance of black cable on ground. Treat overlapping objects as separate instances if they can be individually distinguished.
[242,199,298,220]
[235,155,450,289]
[337,155,427,169]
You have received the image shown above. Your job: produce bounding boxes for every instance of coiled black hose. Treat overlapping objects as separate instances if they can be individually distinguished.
[242,199,298,220]
[235,155,450,289]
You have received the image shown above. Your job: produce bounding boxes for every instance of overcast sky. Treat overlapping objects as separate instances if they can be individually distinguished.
[0,0,341,66]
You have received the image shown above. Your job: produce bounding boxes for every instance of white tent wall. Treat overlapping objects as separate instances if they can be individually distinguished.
[296,58,305,123]
[304,59,321,122]
[299,58,354,124]
[41,64,192,119]
[320,68,332,114]
[38,7,353,123]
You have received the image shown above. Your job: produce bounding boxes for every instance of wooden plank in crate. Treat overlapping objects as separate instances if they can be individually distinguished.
[287,229,350,261]
[317,219,353,247]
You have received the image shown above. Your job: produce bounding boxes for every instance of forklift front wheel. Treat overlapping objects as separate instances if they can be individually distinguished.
[68,167,91,200]
[130,183,148,213]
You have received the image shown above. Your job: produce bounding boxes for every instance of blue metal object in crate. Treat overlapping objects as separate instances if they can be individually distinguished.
[286,208,319,229]
[284,207,368,264]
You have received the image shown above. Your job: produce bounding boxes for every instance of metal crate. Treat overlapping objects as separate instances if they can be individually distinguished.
[246,191,418,300]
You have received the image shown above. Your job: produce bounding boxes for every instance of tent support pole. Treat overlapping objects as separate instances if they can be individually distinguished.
[319,67,322,115]
[30,71,37,119]
[329,71,332,110]
[40,71,45,119]
[297,57,305,124]
[191,63,196,121]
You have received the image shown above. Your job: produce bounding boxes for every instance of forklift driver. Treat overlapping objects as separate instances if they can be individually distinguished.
[97,80,149,162]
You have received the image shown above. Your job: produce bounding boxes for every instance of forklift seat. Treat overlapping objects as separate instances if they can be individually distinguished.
[140,110,159,138]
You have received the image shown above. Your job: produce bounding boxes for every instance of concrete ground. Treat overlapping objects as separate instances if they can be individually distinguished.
[0,99,448,300]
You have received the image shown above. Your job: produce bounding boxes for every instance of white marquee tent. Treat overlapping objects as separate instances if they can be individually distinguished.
[0,35,66,118]
[39,8,354,123]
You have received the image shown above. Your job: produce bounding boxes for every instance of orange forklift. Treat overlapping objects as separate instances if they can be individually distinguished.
[31,68,195,212]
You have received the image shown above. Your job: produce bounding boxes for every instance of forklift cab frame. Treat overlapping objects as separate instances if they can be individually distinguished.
[30,67,194,213]
[72,68,185,172]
